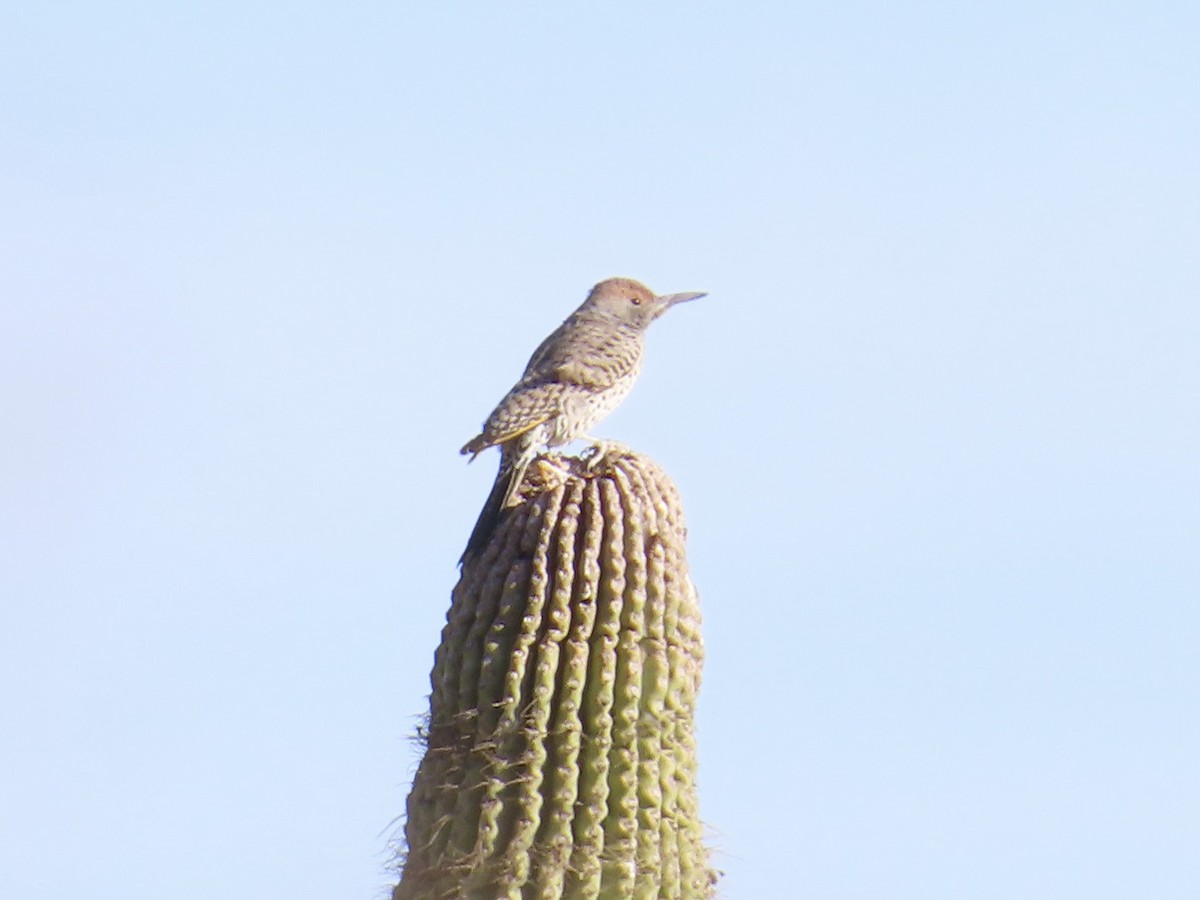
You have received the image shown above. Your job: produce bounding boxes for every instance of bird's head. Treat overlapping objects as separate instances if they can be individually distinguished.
[582,277,706,329]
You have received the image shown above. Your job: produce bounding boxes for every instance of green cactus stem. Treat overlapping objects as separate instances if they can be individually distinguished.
[395,449,713,899]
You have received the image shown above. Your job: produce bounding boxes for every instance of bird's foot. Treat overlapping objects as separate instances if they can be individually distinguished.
[579,439,633,472]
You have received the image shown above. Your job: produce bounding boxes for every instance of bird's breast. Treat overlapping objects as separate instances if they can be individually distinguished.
[553,362,641,444]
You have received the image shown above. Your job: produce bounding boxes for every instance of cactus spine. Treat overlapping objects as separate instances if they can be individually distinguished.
[395,451,712,899]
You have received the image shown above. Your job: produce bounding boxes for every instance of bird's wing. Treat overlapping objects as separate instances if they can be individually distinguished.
[461,382,564,455]
[522,319,640,389]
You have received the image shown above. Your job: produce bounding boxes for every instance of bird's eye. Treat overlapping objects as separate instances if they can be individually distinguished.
[630,297,642,306]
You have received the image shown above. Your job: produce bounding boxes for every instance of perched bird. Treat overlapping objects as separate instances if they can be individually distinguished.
[460,276,705,562]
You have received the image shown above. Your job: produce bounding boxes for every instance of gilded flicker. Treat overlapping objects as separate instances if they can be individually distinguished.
[460,276,704,561]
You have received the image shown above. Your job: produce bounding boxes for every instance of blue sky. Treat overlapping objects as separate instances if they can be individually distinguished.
[2,3,1198,898]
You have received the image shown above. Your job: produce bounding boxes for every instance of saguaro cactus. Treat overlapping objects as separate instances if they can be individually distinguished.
[395,450,713,899]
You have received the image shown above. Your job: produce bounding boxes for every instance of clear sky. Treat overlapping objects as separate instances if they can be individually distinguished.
[2,3,1198,898]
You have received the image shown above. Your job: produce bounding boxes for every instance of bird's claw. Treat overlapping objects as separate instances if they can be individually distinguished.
[580,439,632,472]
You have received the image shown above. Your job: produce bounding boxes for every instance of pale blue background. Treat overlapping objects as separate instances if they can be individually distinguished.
[3,3,1198,898]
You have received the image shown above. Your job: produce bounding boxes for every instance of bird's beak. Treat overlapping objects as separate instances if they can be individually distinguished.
[658,291,706,307]
[652,291,706,318]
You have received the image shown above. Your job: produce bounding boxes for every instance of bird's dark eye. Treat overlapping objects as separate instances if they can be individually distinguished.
[630,297,642,306]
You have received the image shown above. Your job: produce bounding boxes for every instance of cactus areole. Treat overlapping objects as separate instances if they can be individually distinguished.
[395,450,714,899]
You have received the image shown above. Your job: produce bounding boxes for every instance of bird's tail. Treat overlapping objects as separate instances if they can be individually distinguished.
[460,452,531,565]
